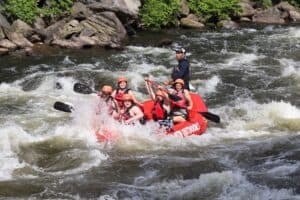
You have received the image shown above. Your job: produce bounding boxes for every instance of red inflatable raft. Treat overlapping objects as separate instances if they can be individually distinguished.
[96,93,208,142]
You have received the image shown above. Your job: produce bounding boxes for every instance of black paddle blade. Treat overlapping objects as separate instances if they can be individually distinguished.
[53,101,73,113]
[200,112,220,123]
[73,83,94,94]
[168,93,182,101]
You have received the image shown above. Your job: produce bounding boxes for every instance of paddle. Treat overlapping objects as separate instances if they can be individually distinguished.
[53,101,74,113]
[146,80,221,123]
[199,112,220,123]
[146,80,182,101]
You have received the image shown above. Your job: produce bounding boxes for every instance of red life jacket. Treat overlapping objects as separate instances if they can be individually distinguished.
[171,90,187,109]
[114,88,130,107]
[152,101,167,120]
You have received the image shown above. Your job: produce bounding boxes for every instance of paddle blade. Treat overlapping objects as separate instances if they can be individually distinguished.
[168,93,182,101]
[73,83,94,94]
[53,101,73,113]
[200,112,220,123]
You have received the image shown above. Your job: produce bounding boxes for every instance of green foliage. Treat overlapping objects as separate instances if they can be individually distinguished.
[286,0,300,7]
[188,0,241,23]
[252,0,272,8]
[4,0,74,24]
[139,0,180,29]
[4,0,38,23]
[41,0,74,17]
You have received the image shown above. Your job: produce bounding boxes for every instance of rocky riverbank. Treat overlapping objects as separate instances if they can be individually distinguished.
[0,0,300,56]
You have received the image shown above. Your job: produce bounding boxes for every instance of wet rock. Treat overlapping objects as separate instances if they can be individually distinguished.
[52,35,96,48]
[240,17,252,22]
[29,34,42,43]
[0,47,9,55]
[180,15,205,29]
[253,7,285,24]
[71,2,92,20]
[179,0,190,17]
[0,39,17,50]
[5,31,33,48]
[11,19,34,38]
[218,20,239,29]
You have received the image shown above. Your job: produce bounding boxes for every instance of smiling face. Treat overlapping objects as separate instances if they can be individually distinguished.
[123,100,132,108]
[119,81,127,89]
[175,83,183,91]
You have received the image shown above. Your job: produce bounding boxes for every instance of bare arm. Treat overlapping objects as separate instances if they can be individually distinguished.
[126,106,144,123]
[184,90,193,110]
[145,80,155,100]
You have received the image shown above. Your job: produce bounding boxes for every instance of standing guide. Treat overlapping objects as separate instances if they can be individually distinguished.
[165,47,190,90]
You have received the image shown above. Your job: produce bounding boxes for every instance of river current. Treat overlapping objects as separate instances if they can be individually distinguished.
[0,26,300,199]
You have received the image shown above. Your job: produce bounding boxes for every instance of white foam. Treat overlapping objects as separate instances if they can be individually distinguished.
[0,124,35,180]
[279,58,300,78]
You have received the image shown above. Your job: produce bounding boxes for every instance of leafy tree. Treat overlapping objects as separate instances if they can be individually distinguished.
[139,0,180,29]
[188,0,241,23]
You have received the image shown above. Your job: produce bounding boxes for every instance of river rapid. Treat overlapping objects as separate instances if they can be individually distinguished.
[0,25,300,200]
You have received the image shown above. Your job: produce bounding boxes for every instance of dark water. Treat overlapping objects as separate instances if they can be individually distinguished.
[0,25,300,199]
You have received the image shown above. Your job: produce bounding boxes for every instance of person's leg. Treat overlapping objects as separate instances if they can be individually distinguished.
[173,116,186,123]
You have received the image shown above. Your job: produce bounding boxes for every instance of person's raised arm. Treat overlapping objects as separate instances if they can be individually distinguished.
[145,79,156,100]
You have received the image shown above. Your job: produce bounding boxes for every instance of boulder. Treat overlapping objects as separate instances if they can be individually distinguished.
[0,47,9,55]
[0,13,10,29]
[0,39,17,50]
[218,20,239,29]
[11,19,34,38]
[87,0,141,20]
[289,10,300,22]
[276,1,296,12]
[0,26,5,40]
[180,16,205,29]
[60,20,83,39]
[5,31,33,48]
[253,7,286,24]
[238,1,255,17]
[33,17,46,30]
[71,2,93,20]
[52,12,126,49]
[42,19,68,43]
[240,17,252,22]
[29,34,42,43]
[179,0,190,16]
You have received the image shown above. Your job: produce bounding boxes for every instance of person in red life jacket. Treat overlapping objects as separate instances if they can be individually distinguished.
[169,79,193,123]
[97,85,119,118]
[145,78,170,121]
[119,94,144,125]
[111,76,141,109]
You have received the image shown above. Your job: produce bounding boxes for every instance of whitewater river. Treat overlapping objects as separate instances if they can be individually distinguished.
[0,25,300,199]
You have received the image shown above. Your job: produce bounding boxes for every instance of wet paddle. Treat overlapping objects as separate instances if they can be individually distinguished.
[53,101,74,113]
[146,80,182,101]
[199,112,220,123]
